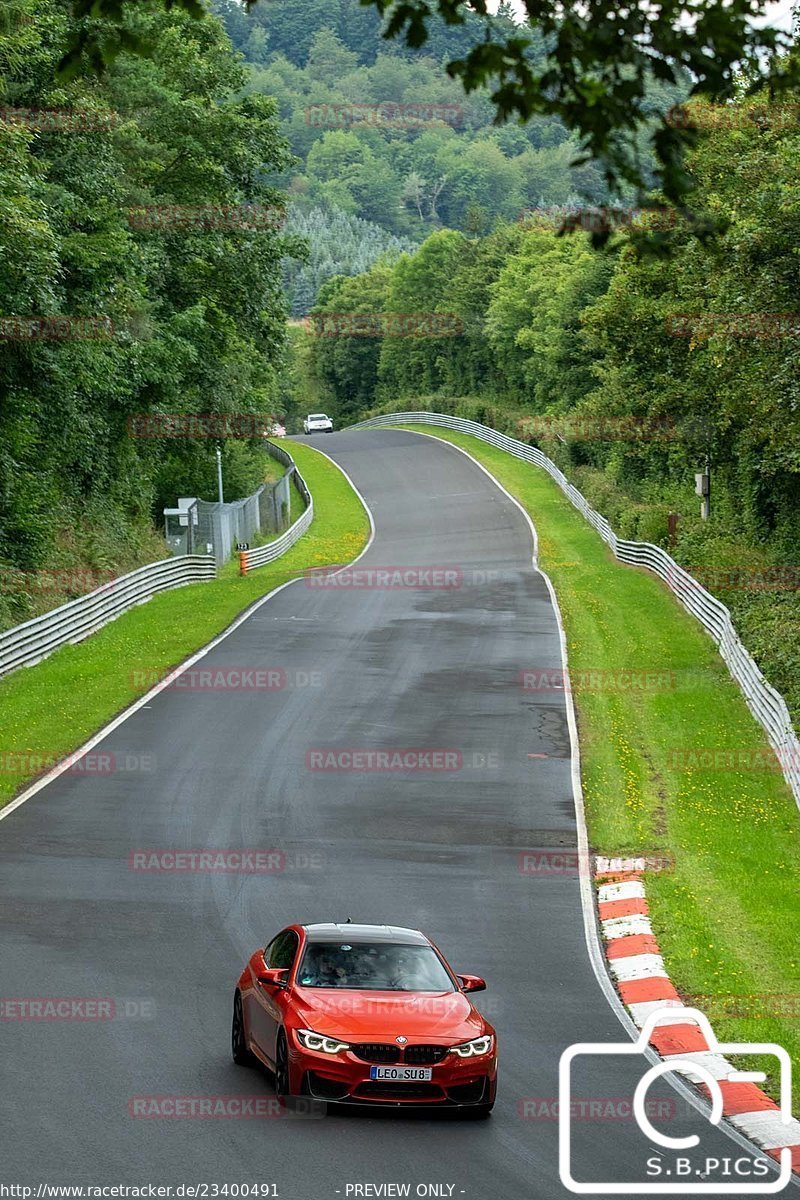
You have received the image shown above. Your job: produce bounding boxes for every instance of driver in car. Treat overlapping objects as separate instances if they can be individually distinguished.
[387,948,416,989]
[310,950,349,987]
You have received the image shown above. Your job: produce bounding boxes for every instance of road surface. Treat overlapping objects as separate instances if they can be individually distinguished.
[0,430,776,1196]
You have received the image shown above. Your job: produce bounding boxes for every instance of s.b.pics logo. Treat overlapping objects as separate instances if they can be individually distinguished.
[559,1008,794,1193]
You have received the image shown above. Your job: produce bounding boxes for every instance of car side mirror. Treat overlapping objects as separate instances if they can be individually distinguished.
[458,974,486,993]
[256,966,288,988]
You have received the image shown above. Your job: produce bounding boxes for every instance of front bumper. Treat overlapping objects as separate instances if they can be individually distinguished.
[290,1042,497,1108]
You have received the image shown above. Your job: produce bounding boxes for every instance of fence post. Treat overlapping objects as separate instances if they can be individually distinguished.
[239,549,249,577]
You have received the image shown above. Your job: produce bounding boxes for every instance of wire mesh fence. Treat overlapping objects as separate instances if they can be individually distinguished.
[164,443,295,566]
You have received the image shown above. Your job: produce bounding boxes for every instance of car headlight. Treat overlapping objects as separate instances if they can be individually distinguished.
[296,1028,350,1054]
[450,1034,494,1058]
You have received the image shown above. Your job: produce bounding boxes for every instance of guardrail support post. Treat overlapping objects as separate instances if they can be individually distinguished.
[239,551,249,577]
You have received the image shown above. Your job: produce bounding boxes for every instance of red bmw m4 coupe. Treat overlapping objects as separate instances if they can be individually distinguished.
[232,923,497,1115]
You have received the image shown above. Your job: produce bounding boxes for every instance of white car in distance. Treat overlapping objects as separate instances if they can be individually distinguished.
[303,413,334,434]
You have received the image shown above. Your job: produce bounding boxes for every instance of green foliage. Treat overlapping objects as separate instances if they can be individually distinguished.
[0,0,295,575]
[304,265,394,424]
[62,0,796,210]
[302,75,800,724]
[282,205,415,316]
[225,0,619,250]
[369,0,798,207]
[377,229,467,399]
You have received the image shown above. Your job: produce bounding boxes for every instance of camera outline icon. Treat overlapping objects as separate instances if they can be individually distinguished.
[558,1006,794,1194]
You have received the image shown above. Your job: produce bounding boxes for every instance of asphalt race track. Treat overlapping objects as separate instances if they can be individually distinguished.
[0,429,780,1196]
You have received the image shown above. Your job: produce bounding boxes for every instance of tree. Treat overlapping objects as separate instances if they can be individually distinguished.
[0,0,296,576]
[305,29,358,82]
[66,0,798,209]
[435,138,524,226]
[303,266,393,422]
[377,228,467,397]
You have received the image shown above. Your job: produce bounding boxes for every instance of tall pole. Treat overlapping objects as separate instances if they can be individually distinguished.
[216,445,224,505]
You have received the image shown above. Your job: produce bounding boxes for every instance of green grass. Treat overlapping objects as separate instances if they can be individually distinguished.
[0,439,369,811]
[398,423,800,1105]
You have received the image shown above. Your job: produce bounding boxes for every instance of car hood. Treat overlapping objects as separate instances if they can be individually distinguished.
[290,988,486,1042]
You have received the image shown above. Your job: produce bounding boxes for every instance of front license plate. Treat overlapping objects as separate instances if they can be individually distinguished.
[369,1066,432,1081]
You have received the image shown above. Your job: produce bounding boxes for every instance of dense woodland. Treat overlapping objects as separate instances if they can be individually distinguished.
[2,0,799,727]
[0,0,299,627]
[282,206,415,316]
[214,0,685,313]
[297,81,800,720]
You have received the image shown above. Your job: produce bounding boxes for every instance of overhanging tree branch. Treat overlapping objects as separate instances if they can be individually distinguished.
[61,0,798,209]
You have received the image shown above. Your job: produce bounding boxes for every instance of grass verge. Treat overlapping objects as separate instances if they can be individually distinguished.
[398,423,800,1106]
[0,439,369,811]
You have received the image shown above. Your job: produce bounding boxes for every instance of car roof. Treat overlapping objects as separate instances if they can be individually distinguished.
[302,923,429,945]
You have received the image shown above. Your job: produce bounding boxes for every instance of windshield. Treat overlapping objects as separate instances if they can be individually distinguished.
[297,941,456,991]
[308,414,328,421]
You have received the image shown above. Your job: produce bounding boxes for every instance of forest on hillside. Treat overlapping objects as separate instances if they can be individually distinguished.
[297,84,800,721]
[213,0,685,313]
[3,0,799,727]
[0,0,298,628]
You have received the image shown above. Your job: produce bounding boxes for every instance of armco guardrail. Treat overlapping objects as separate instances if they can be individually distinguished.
[239,445,314,572]
[0,556,216,680]
[350,411,800,810]
[0,445,316,680]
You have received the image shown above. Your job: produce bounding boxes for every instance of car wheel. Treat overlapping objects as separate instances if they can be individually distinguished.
[232,991,256,1067]
[274,1028,291,1098]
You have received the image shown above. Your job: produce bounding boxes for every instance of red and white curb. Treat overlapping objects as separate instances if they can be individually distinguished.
[594,857,800,1175]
